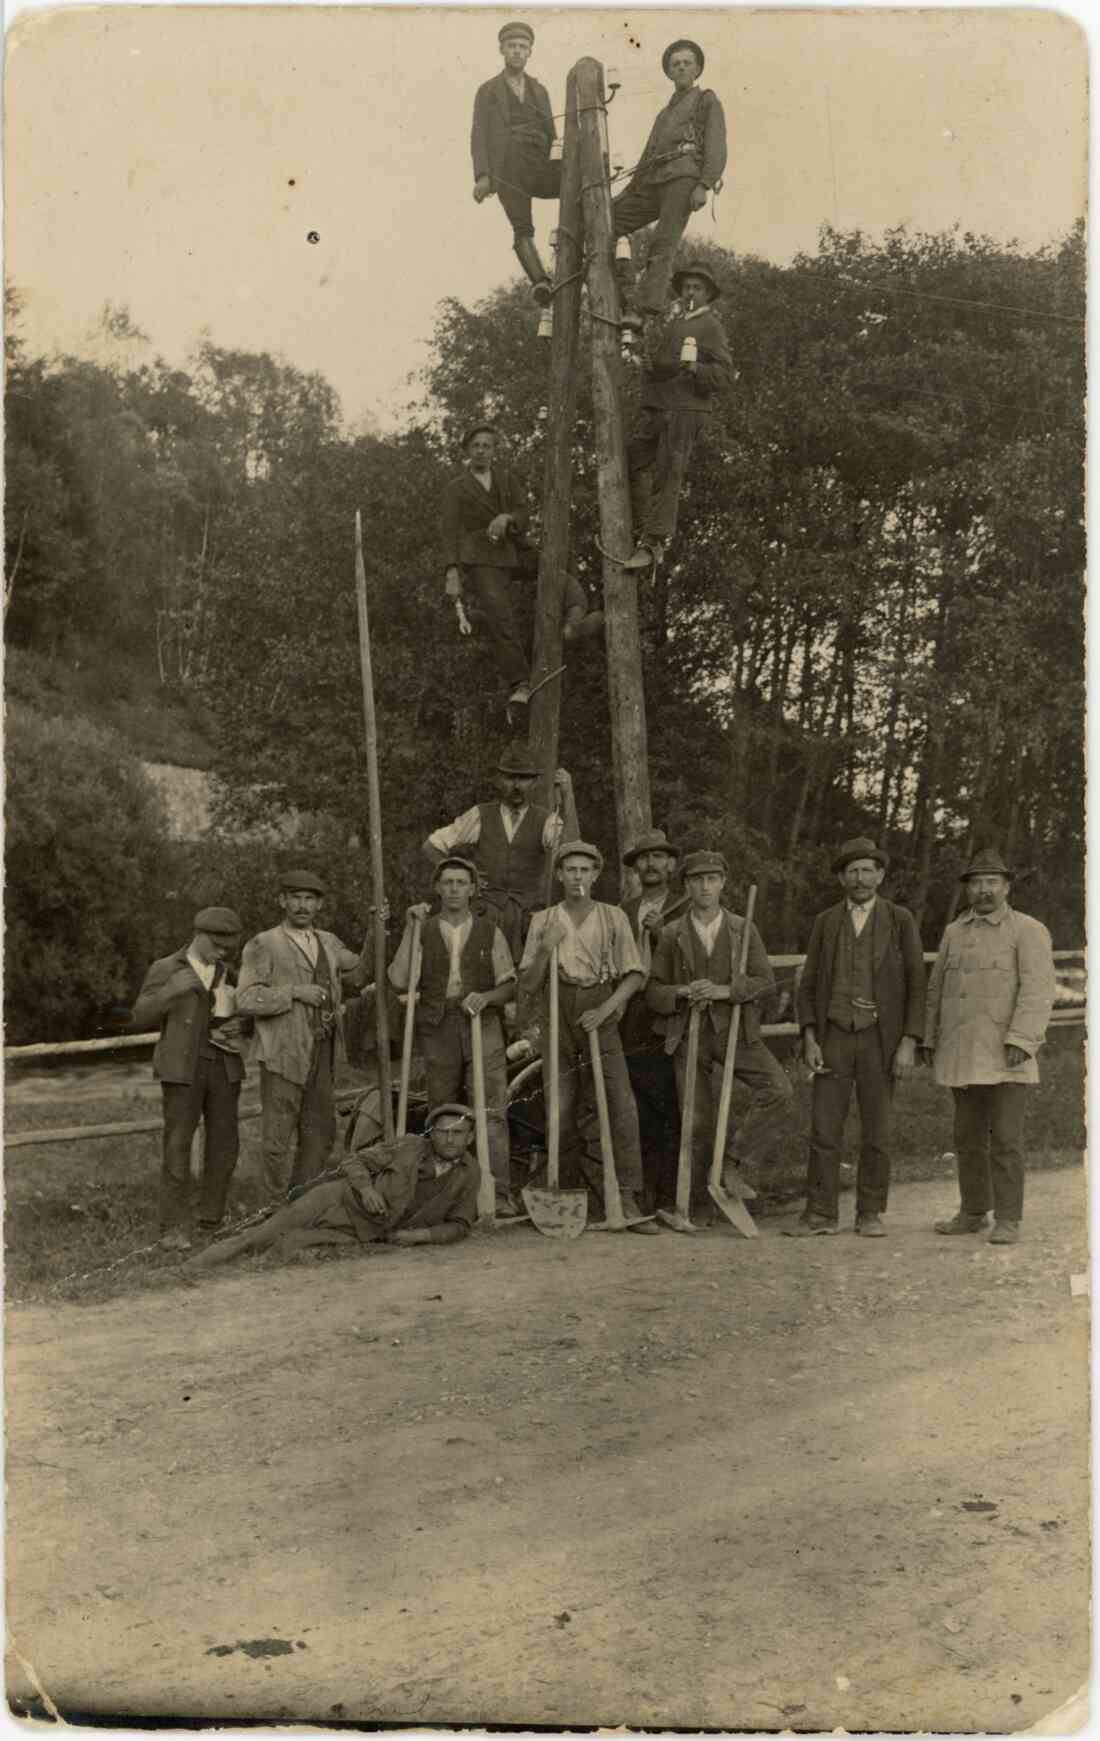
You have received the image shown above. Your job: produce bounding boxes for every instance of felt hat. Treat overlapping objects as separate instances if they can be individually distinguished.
[671,262,721,304]
[496,742,538,777]
[193,906,242,937]
[832,837,888,875]
[462,422,498,450]
[662,38,705,76]
[280,868,326,895]
[433,855,480,886]
[623,827,681,866]
[959,848,1013,881]
[498,21,534,45]
[681,848,728,878]
[425,1102,476,1131]
[555,838,604,871]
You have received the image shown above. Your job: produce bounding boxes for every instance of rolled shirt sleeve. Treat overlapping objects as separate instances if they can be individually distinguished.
[491,927,517,986]
[427,804,482,856]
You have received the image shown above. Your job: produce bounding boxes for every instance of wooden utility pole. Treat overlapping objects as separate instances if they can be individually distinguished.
[354,510,395,1141]
[575,56,652,864]
[529,65,585,809]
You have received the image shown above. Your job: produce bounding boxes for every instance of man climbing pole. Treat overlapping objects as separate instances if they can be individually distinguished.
[622,262,733,571]
[612,39,727,330]
[471,20,560,306]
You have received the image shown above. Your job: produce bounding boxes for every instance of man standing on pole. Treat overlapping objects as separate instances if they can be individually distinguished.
[471,21,560,305]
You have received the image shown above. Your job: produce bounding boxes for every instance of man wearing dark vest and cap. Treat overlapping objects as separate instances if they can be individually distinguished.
[471,22,560,305]
[647,850,792,1223]
[133,905,250,1252]
[423,746,575,959]
[789,837,926,1237]
[922,848,1054,1246]
[236,870,373,1202]
[613,40,727,327]
[182,1104,481,1274]
[391,856,521,1217]
[619,828,686,1213]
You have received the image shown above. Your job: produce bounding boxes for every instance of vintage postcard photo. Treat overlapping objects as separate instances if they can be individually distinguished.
[3,4,1088,1731]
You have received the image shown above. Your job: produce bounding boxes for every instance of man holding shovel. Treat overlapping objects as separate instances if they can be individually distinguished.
[647,850,793,1225]
[520,840,659,1233]
[389,856,522,1218]
[620,829,685,1215]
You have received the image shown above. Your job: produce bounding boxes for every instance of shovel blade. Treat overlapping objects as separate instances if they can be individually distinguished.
[708,1180,759,1238]
[522,1185,588,1240]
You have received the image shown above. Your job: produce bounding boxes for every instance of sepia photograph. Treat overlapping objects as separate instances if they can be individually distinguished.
[2,3,1089,1731]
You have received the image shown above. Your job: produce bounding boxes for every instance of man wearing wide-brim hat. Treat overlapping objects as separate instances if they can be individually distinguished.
[236,870,374,1202]
[470,22,560,305]
[423,745,576,958]
[182,1103,481,1274]
[132,905,250,1252]
[612,39,727,324]
[619,828,685,1212]
[789,837,927,1238]
[922,848,1055,1246]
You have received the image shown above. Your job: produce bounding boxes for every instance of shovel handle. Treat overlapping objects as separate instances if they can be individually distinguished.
[710,884,757,1187]
[547,945,560,1191]
[396,914,422,1138]
[676,1001,702,1220]
[470,1008,496,1220]
[588,1024,624,1229]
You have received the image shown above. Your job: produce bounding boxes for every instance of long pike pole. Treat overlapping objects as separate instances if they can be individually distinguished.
[354,510,395,1141]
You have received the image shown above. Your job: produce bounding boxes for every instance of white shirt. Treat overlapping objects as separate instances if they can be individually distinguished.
[284,924,319,966]
[691,910,724,958]
[847,896,875,939]
[428,802,562,854]
[186,952,216,991]
[522,903,643,987]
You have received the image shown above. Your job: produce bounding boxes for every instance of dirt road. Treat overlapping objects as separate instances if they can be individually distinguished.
[6,1167,1088,1732]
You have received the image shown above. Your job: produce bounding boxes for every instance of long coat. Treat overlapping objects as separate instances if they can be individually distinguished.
[470,70,556,183]
[923,906,1055,1086]
[796,898,927,1070]
[131,948,247,1086]
[440,465,530,571]
[236,924,367,1086]
[646,908,774,1052]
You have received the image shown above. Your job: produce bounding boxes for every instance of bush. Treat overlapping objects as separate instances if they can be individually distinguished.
[5,703,173,1041]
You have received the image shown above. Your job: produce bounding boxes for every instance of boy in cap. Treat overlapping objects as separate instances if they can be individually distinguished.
[182,1104,481,1274]
[622,263,732,572]
[471,22,560,304]
[423,747,575,958]
[132,906,249,1251]
[647,850,792,1222]
[391,856,521,1216]
[789,837,926,1237]
[520,840,658,1231]
[923,849,1055,1246]
[613,40,727,326]
[236,871,373,1202]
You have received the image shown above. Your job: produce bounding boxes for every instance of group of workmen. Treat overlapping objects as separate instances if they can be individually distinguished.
[133,739,1057,1276]
[450,24,734,710]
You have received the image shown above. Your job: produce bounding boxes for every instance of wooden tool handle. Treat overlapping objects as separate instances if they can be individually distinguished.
[710,884,758,1183]
[396,915,422,1139]
[547,945,561,1191]
[470,1009,495,1220]
[588,1024,623,1228]
[676,1000,702,1220]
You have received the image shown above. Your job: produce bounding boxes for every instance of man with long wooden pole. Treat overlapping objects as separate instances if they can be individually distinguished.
[355,510,395,1141]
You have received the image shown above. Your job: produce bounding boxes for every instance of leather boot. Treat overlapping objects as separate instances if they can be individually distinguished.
[513,237,553,306]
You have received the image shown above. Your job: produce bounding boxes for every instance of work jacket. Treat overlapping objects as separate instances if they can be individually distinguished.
[797,898,926,1071]
[441,465,530,571]
[132,948,247,1086]
[642,307,733,415]
[470,70,556,183]
[632,86,727,189]
[340,1133,480,1244]
[646,908,774,1052]
[236,923,369,1086]
[923,905,1055,1086]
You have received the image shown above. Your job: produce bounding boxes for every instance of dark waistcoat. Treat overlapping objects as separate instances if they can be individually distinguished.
[416,915,498,1028]
[473,803,548,909]
[827,913,877,1031]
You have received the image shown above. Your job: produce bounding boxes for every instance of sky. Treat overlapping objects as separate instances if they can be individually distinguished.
[4,5,1088,432]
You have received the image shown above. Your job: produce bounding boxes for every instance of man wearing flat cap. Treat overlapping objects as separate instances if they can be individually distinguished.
[647,850,791,1222]
[923,849,1055,1246]
[391,856,521,1217]
[182,1104,481,1274]
[789,837,926,1237]
[471,22,560,305]
[236,870,374,1202]
[613,40,727,327]
[622,261,733,572]
[423,746,575,959]
[132,906,250,1251]
[520,840,657,1231]
[619,828,686,1212]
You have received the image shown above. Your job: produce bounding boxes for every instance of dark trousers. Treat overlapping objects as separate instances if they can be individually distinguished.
[625,1045,680,1211]
[186,1180,378,1272]
[464,564,530,689]
[496,144,561,240]
[806,1023,893,1221]
[159,1054,241,1231]
[628,408,701,544]
[259,1040,336,1201]
[612,176,697,311]
[544,982,643,1199]
[420,1004,511,1191]
[674,1027,793,1209]
[951,1083,1027,1224]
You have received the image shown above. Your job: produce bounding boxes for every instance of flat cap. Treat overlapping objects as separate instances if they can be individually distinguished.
[662,38,705,76]
[959,848,1013,881]
[425,1102,476,1130]
[433,854,480,886]
[682,848,728,878]
[496,741,538,777]
[623,827,680,866]
[280,868,326,894]
[194,905,242,936]
[555,838,604,871]
[832,837,888,875]
[671,262,722,304]
[498,20,534,44]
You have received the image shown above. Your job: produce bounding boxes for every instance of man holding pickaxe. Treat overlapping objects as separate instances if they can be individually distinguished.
[647,851,793,1224]
[390,856,522,1218]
